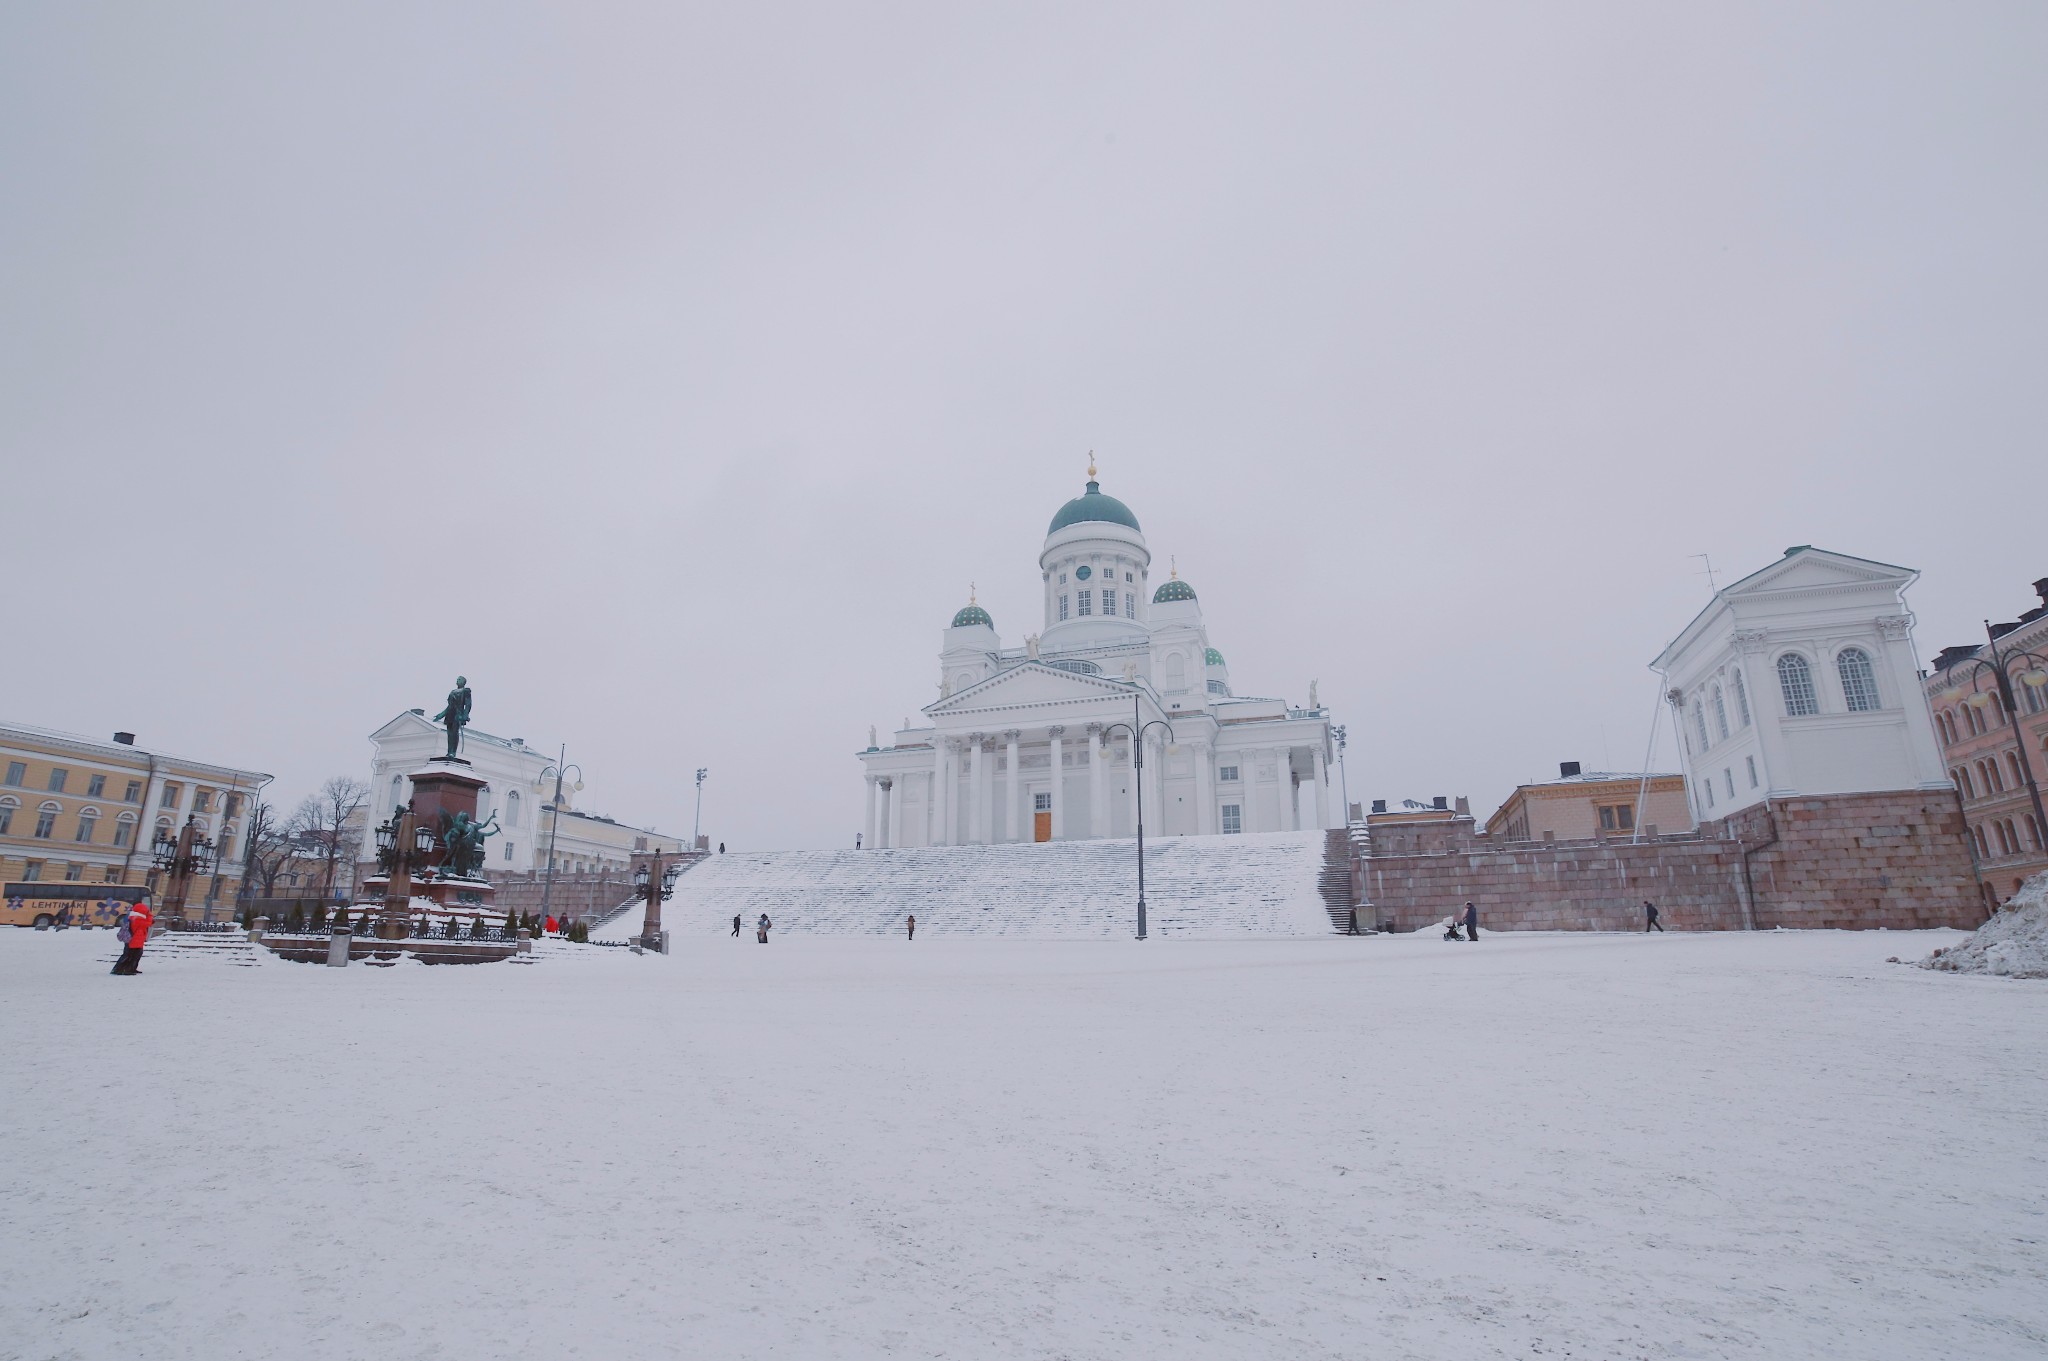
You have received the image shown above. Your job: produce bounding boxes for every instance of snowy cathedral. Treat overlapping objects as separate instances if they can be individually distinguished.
[859,463,1336,848]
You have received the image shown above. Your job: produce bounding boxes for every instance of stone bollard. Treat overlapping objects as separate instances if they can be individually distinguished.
[249,916,269,943]
[326,922,352,968]
[516,927,532,954]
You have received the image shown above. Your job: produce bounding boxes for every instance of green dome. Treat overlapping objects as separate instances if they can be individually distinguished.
[1153,578,1197,604]
[1204,647,1225,666]
[1048,480,1141,535]
[950,603,993,629]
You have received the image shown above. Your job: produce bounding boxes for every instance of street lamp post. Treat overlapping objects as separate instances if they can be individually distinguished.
[1332,723,1351,824]
[150,816,218,927]
[1102,693,1175,941]
[1955,620,2048,863]
[371,802,441,939]
[633,852,681,953]
[692,767,708,850]
[535,747,584,928]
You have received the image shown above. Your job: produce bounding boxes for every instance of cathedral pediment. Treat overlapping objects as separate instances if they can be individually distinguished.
[925,662,1136,715]
[1724,547,1912,598]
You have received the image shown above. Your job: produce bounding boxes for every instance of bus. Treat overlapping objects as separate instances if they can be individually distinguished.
[2,882,155,930]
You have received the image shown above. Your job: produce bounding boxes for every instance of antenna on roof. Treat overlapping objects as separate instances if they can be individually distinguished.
[1690,553,1718,595]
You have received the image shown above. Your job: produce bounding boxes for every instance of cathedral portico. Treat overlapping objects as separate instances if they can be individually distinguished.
[858,465,1336,848]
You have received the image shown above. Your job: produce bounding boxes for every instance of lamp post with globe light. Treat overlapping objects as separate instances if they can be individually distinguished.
[692,768,708,850]
[369,803,441,938]
[1102,693,1176,941]
[535,748,584,926]
[150,816,218,927]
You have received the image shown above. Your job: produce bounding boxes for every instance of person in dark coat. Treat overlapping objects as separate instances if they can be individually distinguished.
[1644,900,1664,932]
[906,914,915,941]
[731,913,742,937]
[756,913,770,943]
[1347,907,1359,935]
[1462,902,1478,942]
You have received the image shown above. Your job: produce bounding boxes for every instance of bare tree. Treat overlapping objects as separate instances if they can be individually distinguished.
[239,798,300,899]
[294,775,369,896]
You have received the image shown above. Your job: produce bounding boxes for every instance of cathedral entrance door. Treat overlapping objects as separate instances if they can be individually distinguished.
[1033,792,1052,842]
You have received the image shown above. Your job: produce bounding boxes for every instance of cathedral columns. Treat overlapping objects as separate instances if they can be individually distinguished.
[864,776,878,850]
[1312,747,1328,829]
[1005,730,1021,843]
[1087,724,1106,838]
[966,737,985,845]
[879,778,896,849]
[940,741,959,846]
[1149,731,1168,834]
[1193,741,1215,835]
[1047,726,1066,840]
[1126,735,1142,836]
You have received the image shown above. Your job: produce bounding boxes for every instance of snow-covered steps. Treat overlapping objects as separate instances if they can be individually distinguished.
[607,830,1336,938]
[150,932,268,967]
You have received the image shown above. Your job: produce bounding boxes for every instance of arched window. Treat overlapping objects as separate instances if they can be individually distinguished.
[1712,686,1730,740]
[114,812,136,848]
[1984,759,2004,794]
[1836,647,1881,712]
[0,795,15,836]
[507,790,521,827]
[1693,700,1711,752]
[1777,654,1818,716]
[1731,668,1751,727]
[35,801,61,839]
[1972,824,1989,857]
[75,808,99,843]
[2027,813,2045,852]
[390,773,404,811]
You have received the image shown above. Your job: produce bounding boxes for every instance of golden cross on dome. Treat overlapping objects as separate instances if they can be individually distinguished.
[1087,450,1097,480]
[1170,556,1178,580]
[969,582,977,604]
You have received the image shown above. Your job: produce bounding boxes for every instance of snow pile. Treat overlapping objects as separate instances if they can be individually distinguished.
[1919,872,2048,978]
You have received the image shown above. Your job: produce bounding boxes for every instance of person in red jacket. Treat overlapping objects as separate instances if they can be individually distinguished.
[111,902,152,976]
[543,914,558,935]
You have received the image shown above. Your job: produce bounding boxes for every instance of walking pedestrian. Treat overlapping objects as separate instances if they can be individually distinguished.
[1644,900,1664,933]
[1462,901,1478,942]
[856,832,863,850]
[1347,906,1359,936]
[756,913,771,943]
[718,842,726,854]
[731,913,742,937]
[110,900,152,975]
[906,914,916,941]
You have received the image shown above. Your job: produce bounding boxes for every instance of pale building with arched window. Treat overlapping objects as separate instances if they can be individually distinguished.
[1650,546,1950,825]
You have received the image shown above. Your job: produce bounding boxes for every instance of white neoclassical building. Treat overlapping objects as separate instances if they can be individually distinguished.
[1650,545,1951,825]
[858,467,1336,848]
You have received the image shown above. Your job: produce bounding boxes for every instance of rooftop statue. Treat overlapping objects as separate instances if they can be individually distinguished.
[433,676,472,761]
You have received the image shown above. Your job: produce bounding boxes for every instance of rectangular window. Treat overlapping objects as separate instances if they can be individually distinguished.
[23,860,44,881]
[1747,756,1759,788]
[225,794,241,817]
[1078,589,1093,616]
[194,790,211,813]
[35,809,57,838]
[1219,765,1240,782]
[1103,591,1116,617]
[75,816,95,843]
[504,841,515,862]
[1034,793,1051,811]
[1600,805,1616,830]
[124,780,142,804]
[1125,572,1133,582]
[1058,595,1069,621]
[1702,782,1715,809]
[1221,804,1242,834]
[103,867,120,883]
[4,762,23,787]
[63,862,82,881]
[161,784,180,808]
[48,768,68,793]
[1724,769,1735,798]
[1597,805,1635,831]
[1125,594,1135,619]
[0,806,11,834]
[114,819,133,847]
[1618,805,1635,830]
[87,774,106,798]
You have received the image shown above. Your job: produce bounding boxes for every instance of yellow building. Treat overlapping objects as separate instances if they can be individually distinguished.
[1484,763,1694,842]
[1,721,272,911]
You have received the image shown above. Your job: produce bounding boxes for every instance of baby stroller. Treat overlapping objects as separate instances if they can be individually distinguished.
[1441,915,1464,942]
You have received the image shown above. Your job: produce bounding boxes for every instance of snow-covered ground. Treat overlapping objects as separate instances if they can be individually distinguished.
[4,926,2045,1360]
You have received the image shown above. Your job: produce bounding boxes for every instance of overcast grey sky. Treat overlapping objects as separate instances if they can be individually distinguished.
[4,3,2043,848]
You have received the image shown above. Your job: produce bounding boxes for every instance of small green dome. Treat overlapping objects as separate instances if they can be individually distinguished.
[951,603,993,629]
[1204,647,1225,666]
[1048,480,1142,535]
[1153,578,1197,604]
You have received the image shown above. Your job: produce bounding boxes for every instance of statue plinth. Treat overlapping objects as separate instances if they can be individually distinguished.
[408,761,486,846]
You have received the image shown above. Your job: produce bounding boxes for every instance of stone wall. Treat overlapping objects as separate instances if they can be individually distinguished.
[485,869,637,924]
[1358,790,1983,933]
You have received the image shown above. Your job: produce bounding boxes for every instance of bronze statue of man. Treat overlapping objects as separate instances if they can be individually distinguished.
[433,676,473,761]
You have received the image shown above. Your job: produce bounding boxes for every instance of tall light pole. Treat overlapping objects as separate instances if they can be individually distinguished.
[1332,723,1351,824]
[1102,692,1175,941]
[536,747,583,926]
[692,767,708,849]
[1956,621,2048,861]
[150,815,217,926]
